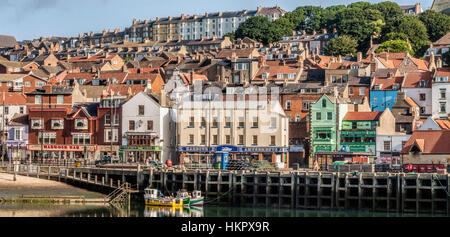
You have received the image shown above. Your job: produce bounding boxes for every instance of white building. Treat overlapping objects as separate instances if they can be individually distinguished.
[0,93,27,131]
[121,92,176,163]
[402,71,433,116]
[431,68,450,119]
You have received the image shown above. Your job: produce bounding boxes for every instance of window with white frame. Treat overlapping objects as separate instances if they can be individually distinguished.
[72,133,91,145]
[262,73,269,79]
[235,63,248,70]
[51,119,64,130]
[39,133,56,144]
[104,129,119,142]
[57,95,64,104]
[14,128,23,141]
[75,119,88,130]
[31,119,43,129]
[35,95,42,105]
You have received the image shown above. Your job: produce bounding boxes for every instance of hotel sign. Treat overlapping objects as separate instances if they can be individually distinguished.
[178,146,289,153]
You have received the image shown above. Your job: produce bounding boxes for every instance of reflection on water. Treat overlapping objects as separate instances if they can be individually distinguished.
[0,202,448,217]
[144,206,204,217]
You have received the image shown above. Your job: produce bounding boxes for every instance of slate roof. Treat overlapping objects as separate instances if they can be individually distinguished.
[0,35,17,48]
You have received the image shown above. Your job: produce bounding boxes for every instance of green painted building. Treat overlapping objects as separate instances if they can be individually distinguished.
[310,95,348,165]
[339,112,382,155]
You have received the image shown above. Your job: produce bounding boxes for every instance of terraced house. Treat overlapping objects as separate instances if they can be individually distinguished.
[310,94,348,167]
[340,112,381,156]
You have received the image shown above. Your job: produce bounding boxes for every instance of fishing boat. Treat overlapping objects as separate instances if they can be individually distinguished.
[144,188,183,207]
[189,190,204,206]
[176,190,191,206]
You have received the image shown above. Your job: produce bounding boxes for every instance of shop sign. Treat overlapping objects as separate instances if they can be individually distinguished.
[289,145,304,152]
[120,146,163,151]
[27,144,97,152]
[315,146,332,152]
[178,146,289,153]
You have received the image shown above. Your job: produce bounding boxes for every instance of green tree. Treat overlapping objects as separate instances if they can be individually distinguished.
[419,9,450,42]
[391,15,430,56]
[224,32,236,41]
[235,16,272,44]
[384,32,409,41]
[347,1,372,10]
[272,17,296,37]
[235,16,284,44]
[333,7,384,51]
[324,35,358,56]
[283,7,307,31]
[375,40,414,55]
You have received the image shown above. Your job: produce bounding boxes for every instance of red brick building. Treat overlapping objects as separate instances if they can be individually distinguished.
[280,84,323,167]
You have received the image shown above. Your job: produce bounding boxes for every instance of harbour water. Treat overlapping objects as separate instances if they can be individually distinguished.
[0,201,447,217]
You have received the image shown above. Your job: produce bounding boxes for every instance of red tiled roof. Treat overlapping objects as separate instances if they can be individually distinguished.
[65,54,118,63]
[126,68,159,74]
[401,130,450,154]
[405,97,420,108]
[402,71,432,88]
[178,72,207,85]
[124,73,160,84]
[436,68,450,77]
[435,120,450,130]
[254,63,299,81]
[343,111,382,121]
[0,92,26,105]
[216,48,259,59]
[372,76,404,90]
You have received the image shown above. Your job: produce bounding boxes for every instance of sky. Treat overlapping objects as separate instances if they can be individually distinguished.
[0,0,434,41]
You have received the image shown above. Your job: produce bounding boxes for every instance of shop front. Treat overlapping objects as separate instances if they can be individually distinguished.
[120,146,163,163]
[27,144,98,163]
[178,145,289,168]
[6,141,28,162]
[314,152,375,169]
[98,145,120,160]
[378,152,401,165]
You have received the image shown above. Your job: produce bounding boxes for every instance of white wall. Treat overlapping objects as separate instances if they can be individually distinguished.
[431,83,450,118]
[403,88,432,115]
[376,134,411,158]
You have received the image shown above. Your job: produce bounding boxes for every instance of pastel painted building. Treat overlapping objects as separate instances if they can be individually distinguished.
[5,114,28,161]
[310,94,348,167]
[370,69,403,112]
[340,111,381,155]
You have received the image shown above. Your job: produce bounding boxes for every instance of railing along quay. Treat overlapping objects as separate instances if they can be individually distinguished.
[2,164,450,214]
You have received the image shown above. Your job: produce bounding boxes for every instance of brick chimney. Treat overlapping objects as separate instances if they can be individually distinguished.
[102,29,106,36]
[181,14,185,19]
[357,52,362,62]
[257,6,262,12]
[44,85,52,93]
[258,56,266,67]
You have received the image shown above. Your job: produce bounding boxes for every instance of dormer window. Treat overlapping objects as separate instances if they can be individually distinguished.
[374,85,381,90]
[51,120,64,130]
[75,119,88,130]
[392,84,399,90]
[419,80,427,88]
[31,119,43,129]
[262,73,269,79]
